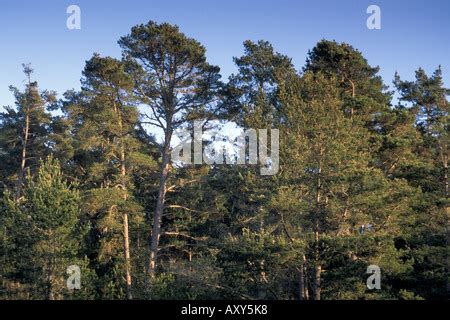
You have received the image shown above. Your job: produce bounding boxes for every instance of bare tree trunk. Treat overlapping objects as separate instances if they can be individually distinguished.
[147,89,174,278]
[122,209,132,299]
[299,254,309,300]
[258,259,268,299]
[299,263,305,300]
[303,260,310,300]
[16,112,29,201]
[313,161,322,300]
[115,101,132,299]
[258,207,268,299]
[438,140,448,196]
[16,70,34,201]
[425,105,432,135]
[121,151,132,300]
[445,146,449,293]
[443,149,448,198]
[446,206,450,293]
[313,264,321,301]
[148,143,171,277]
[348,78,356,119]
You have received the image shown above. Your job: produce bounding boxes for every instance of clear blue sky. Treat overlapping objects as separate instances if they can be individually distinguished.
[1,0,449,109]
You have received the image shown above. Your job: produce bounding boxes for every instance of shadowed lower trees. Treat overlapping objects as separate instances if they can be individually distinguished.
[1,156,96,299]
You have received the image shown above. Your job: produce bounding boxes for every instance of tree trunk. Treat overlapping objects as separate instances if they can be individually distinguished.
[313,161,322,300]
[299,265,304,300]
[16,112,29,201]
[443,150,448,198]
[446,206,450,293]
[258,259,268,299]
[258,207,267,299]
[115,101,132,299]
[121,149,132,299]
[122,209,132,299]
[148,143,171,277]
[303,260,309,300]
[443,146,448,294]
[349,79,356,119]
[313,265,322,300]
[425,104,432,135]
[299,254,309,300]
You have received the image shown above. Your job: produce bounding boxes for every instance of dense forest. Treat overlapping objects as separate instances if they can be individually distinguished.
[0,21,448,300]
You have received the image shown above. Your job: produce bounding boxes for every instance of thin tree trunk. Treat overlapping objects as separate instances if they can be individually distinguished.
[438,140,448,197]
[115,101,132,299]
[313,161,322,300]
[299,254,309,300]
[313,265,321,300]
[443,150,448,198]
[440,148,448,291]
[16,72,34,202]
[303,259,310,300]
[425,104,432,135]
[258,259,268,299]
[122,208,132,299]
[349,78,356,119]
[299,263,305,300]
[16,112,29,201]
[258,207,267,299]
[120,150,132,300]
[446,206,450,293]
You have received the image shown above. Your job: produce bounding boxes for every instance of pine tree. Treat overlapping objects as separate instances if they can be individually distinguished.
[304,40,389,120]
[394,67,449,197]
[213,40,296,299]
[61,54,156,299]
[119,21,224,277]
[0,64,54,200]
[276,69,415,299]
[227,40,296,127]
[1,156,96,299]
[392,67,449,299]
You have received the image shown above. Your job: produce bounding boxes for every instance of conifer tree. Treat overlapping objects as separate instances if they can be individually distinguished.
[1,156,95,299]
[395,67,449,197]
[392,67,449,298]
[0,64,54,200]
[119,21,224,276]
[61,54,156,298]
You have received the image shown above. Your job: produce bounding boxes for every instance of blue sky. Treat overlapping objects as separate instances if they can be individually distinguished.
[0,0,449,110]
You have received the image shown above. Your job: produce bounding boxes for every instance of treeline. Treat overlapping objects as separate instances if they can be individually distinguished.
[0,21,448,300]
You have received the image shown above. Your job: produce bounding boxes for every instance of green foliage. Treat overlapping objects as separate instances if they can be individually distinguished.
[0,65,54,194]
[1,24,448,300]
[1,156,96,299]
